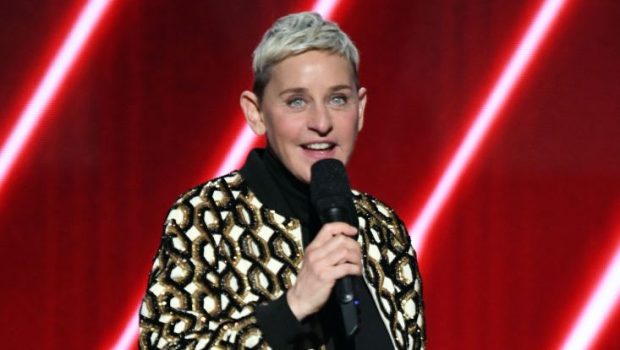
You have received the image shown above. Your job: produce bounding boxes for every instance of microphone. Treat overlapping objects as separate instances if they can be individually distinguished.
[310,158,360,337]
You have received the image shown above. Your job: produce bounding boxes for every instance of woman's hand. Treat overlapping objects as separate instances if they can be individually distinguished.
[286,222,362,320]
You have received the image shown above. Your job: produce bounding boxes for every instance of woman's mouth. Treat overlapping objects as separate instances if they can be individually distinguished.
[301,142,336,151]
[300,142,337,160]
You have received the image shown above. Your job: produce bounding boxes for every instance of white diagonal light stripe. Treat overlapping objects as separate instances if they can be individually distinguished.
[561,235,620,349]
[0,0,115,193]
[409,0,569,253]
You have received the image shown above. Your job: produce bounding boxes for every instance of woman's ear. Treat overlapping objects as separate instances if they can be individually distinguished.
[240,91,266,135]
[356,87,367,132]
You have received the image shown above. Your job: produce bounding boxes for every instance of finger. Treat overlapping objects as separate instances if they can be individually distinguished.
[311,222,358,247]
[327,242,363,267]
[306,235,362,267]
[321,262,363,281]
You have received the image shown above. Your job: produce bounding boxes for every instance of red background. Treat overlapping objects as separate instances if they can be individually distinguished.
[1,0,619,349]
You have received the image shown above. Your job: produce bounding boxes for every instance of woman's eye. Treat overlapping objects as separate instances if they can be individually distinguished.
[287,97,305,108]
[330,95,348,106]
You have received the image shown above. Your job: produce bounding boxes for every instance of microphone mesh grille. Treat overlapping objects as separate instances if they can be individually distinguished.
[310,158,352,206]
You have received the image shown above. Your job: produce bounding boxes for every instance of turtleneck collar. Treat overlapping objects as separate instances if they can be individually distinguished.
[239,148,313,226]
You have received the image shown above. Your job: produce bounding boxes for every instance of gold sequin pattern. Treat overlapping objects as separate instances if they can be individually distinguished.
[139,173,425,349]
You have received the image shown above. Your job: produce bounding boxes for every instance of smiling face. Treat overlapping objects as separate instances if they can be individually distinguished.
[241,50,367,183]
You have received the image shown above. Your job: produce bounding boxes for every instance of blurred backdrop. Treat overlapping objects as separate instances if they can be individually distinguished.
[1,0,619,349]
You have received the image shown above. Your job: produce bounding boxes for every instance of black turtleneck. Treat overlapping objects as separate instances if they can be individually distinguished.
[240,149,393,350]
[240,147,320,246]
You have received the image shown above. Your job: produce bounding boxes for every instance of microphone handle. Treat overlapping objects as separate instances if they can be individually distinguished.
[320,206,360,336]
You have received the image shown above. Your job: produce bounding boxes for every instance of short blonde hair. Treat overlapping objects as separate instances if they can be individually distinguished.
[252,12,360,99]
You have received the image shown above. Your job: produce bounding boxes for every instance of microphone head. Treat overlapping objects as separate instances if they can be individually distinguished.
[310,159,357,227]
[311,158,351,198]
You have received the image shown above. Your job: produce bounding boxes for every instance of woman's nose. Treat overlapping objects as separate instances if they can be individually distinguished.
[308,105,333,135]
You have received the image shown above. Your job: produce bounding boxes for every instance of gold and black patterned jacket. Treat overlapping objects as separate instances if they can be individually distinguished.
[139,171,425,349]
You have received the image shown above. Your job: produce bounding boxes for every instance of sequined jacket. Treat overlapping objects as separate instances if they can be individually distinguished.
[139,172,425,349]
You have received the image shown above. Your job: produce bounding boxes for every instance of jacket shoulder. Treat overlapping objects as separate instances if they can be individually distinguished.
[164,171,245,227]
[172,171,244,204]
[352,190,409,243]
[353,190,400,222]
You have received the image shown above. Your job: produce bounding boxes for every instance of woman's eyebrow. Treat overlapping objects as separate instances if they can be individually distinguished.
[278,84,353,97]
[278,87,307,97]
[329,84,353,92]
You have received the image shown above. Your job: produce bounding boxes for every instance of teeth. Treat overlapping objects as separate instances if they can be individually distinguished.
[305,143,332,150]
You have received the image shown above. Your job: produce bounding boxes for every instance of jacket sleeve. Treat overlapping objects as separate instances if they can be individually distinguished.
[355,191,426,349]
[139,190,269,349]
[393,214,426,349]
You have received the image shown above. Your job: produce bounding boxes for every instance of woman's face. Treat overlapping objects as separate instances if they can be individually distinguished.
[243,50,367,183]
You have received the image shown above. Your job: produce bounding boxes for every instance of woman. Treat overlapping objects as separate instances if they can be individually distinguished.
[140,12,425,349]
